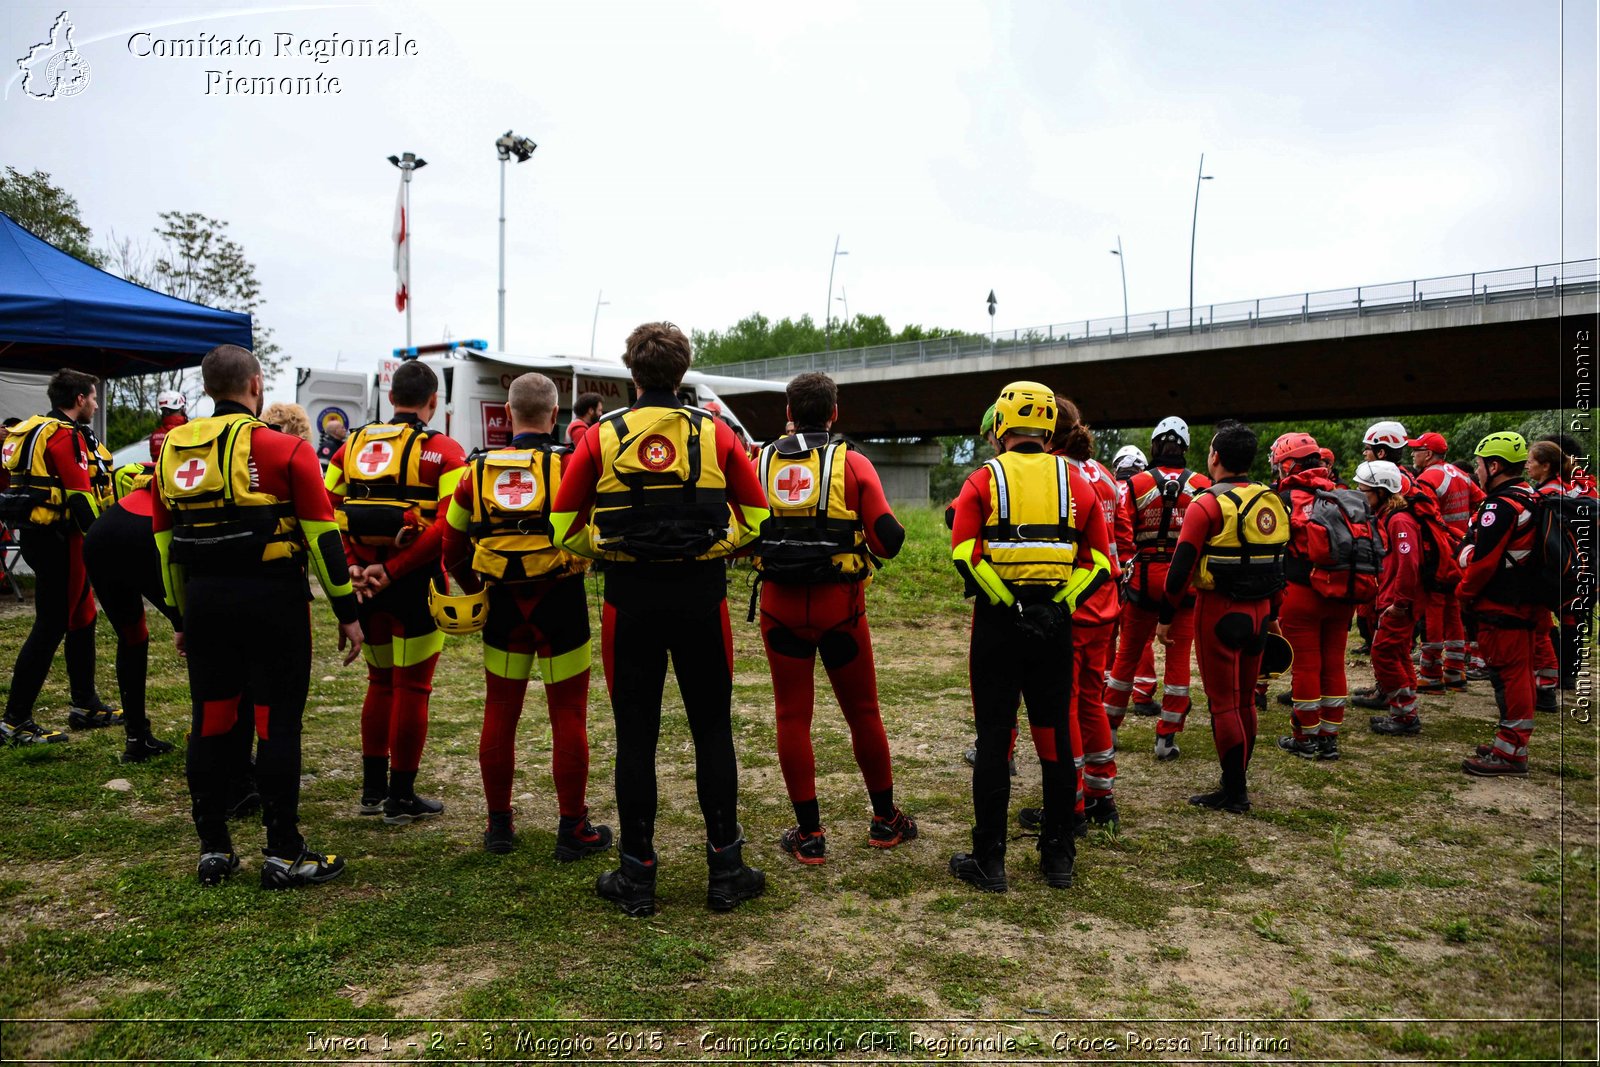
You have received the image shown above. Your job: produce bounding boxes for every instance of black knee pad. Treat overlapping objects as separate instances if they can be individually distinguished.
[764,624,815,660]
[1214,612,1257,652]
[817,630,860,670]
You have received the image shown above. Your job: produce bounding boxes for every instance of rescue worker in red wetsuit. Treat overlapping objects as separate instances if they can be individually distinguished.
[1108,444,1160,715]
[153,345,363,887]
[1524,440,1568,714]
[567,392,604,449]
[1457,432,1544,777]
[1357,461,1429,736]
[552,322,771,916]
[1106,416,1211,762]
[752,372,915,864]
[1272,431,1374,761]
[1538,434,1592,688]
[148,390,189,462]
[947,382,1113,892]
[1408,431,1484,692]
[325,361,468,825]
[0,369,118,743]
[1156,420,1287,814]
[438,372,611,859]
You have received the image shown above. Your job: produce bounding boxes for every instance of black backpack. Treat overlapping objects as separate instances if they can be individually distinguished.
[1531,491,1596,610]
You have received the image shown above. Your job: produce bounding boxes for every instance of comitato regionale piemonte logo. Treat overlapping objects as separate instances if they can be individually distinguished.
[17,11,91,100]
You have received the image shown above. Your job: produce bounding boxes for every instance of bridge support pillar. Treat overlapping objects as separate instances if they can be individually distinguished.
[854,440,943,508]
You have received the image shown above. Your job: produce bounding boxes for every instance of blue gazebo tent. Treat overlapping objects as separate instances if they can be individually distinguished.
[0,210,252,379]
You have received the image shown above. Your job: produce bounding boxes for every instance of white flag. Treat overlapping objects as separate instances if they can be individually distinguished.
[392,178,408,312]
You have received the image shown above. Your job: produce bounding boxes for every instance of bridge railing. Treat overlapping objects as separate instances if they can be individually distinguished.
[714,258,1599,380]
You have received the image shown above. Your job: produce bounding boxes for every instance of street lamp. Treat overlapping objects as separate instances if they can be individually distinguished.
[495,129,538,351]
[388,151,427,349]
[825,234,848,351]
[986,290,997,347]
[590,289,610,361]
[835,286,849,336]
[1110,237,1128,336]
[1188,152,1214,333]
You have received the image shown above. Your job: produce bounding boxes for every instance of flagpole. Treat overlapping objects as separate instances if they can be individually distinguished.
[388,151,428,351]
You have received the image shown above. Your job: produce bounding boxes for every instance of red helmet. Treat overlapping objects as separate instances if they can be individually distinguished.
[1318,447,1335,466]
[1270,431,1321,468]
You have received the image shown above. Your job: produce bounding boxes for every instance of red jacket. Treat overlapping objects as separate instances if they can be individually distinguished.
[1067,456,1122,626]
[1415,459,1485,534]
[1374,506,1423,614]
[149,412,188,463]
[1456,480,1541,619]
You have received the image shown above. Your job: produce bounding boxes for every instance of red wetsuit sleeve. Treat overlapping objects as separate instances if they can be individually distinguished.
[383,520,444,578]
[1114,479,1136,562]
[949,467,992,565]
[440,468,476,575]
[1457,492,1521,603]
[1073,466,1114,575]
[551,429,603,526]
[47,425,96,531]
[714,419,766,513]
[1381,512,1423,611]
[1162,494,1219,617]
[844,449,904,559]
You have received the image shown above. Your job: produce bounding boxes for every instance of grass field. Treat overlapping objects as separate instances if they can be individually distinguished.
[0,507,1595,1063]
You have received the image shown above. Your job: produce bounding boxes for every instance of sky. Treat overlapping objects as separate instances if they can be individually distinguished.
[2,0,1596,404]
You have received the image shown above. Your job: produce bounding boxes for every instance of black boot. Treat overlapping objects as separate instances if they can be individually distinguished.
[596,851,657,917]
[706,831,765,912]
[949,850,1007,893]
[1038,835,1075,889]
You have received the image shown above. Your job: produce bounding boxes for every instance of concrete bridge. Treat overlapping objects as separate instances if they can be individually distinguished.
[714,260,1597,440]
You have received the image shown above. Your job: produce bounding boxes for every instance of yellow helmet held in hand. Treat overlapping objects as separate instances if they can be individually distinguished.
[427,575,487,635]
[991,382,1057,440]
[1473,431,1528,465]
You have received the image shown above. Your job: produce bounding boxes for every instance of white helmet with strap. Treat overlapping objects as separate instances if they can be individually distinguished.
[1151,416,1190,448]
[1112,444,1148,474]
[157,390,188,412]
[1363,420,1408,450]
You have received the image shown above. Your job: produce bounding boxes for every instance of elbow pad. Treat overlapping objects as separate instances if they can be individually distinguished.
[873,514,906,559]
[1054,549,1112,613]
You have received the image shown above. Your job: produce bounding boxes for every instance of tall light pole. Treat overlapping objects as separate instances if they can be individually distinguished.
[589,290,610,360]
[1188,152,1214,333]
[1110,236,1128,336]
[495,129,538,351]
[824,234,848,351]
[388,151,427,349]
[835,286,849,332]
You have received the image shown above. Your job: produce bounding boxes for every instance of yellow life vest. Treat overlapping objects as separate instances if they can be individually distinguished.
[466,445,588,583]
[157,413,299,565]
[1193,482,1289,599]
[339,420,440,546]
[0,415,76,526]
[753,438,871,583]
[114,463,153,501]
[588,406,733,562]
[981,450,1080,588]
[86,435,115,508]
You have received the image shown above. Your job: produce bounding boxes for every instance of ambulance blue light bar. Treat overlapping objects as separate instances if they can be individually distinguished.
[392,339,490,359]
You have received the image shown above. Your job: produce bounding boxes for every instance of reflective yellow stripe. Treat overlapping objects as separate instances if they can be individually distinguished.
[446,496,472,533]
[954,538,1014,606]
[538,640,591,684]
[734,503,771,547]
[66,488,101,521]
[363,640,394,669]
[301,518,352,598]
[1057,548,1112,612]
[154,528,185,617]
[323,460,348,495]
[392,628,445,667]
[486,644,536,681]
[437,466,467,503]
[551,510,598,558]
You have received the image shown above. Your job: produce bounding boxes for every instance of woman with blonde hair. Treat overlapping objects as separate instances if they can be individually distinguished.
[261,402,313,442]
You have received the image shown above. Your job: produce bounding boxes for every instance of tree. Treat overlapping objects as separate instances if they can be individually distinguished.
[101,212,286,436]
[692,311,965,366]
[0,167,104,267]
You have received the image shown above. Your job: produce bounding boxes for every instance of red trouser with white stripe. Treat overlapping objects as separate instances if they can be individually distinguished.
[1105,596,1194,736]
[1193,589,1271,798]
[1477,619,1537,766]
[1370,606,1419,718]
[1073,622,1116,802]
[1281,582,1355,740]
[1532,611,1559,694]
[1421,590,1467,686]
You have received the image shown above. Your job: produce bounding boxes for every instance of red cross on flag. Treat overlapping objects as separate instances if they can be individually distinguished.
[174,457,208,489]
[774,463,814,504]
[357,440,393,475]
[493,468,535,509]
[393,177,408,312]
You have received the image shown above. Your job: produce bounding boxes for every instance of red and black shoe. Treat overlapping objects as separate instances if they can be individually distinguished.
[554,814,613,862]
[779,826,827,865]
[1462,753,1528,777]
[868,810,918,849]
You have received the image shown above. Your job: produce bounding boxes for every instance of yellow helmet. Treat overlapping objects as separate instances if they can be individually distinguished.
[991,381,1056,440]
[427,575,487,635]
[1473,431,1528,465]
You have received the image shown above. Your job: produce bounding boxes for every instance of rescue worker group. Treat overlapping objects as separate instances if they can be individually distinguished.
[1,324,1589,912]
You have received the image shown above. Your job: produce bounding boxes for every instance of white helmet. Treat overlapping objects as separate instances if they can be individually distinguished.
[157,390,188,412]
[1112,444,1148,475]
[1353,460,1403,495]
[1363,420,1408,450]
[1151,416,1190,447]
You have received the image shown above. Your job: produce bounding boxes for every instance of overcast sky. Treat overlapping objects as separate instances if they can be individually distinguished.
[4,0,1596,402]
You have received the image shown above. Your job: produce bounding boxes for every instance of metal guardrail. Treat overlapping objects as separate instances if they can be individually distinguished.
[714,259,1600,380]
